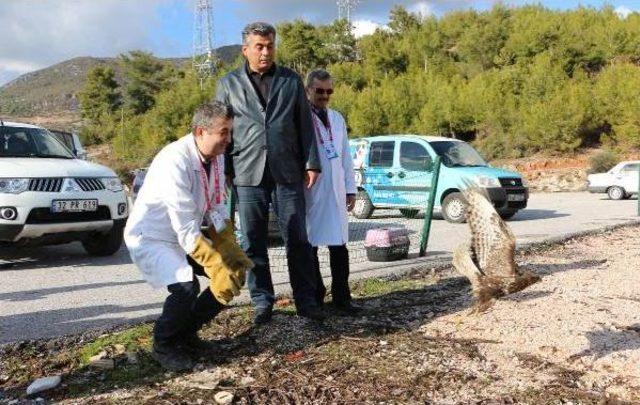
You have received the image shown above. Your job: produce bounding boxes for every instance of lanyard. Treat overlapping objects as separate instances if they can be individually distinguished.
[312,111,333,146]
[198,156,221,212]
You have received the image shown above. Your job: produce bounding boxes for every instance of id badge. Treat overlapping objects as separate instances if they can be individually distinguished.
[324,143,339,160]
[208,210,227,233]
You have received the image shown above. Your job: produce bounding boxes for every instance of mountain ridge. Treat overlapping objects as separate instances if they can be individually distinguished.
[0,45,242,120]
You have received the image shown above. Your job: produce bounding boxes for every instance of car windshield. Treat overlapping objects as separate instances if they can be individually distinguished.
[0,126,74,159]
[429,141,487,167]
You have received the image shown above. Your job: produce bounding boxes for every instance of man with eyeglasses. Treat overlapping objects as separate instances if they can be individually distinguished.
[304,69,361,315]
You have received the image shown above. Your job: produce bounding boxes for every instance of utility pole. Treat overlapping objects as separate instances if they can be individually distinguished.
[193,0,217,89]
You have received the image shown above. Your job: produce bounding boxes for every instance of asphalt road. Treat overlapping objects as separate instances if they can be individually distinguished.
[1,192,638,344]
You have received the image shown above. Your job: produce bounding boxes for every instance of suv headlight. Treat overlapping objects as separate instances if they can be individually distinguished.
[475,175,500,188]
[0,178,29,194]
[101,177,124,192]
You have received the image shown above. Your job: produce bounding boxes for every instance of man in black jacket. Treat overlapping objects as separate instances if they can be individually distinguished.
[216,22,324,324]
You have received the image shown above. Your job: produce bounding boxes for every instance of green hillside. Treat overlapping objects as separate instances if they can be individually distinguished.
[0,45,241,117]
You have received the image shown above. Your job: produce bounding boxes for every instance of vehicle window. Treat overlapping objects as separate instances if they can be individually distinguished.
[1,131,32,155]
[400,142,432,172]
[621,163,640,173]
[50,131,75,152]
[369,141,394,167]
[429,141,487,168]
[0,126,74,158]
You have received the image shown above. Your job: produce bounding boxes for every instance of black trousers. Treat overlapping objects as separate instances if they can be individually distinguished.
[312,245,352,306]
[154,256,224,347]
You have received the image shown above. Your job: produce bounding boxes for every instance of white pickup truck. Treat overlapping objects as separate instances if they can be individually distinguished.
[587,160,639,200]
[0,120,128,255]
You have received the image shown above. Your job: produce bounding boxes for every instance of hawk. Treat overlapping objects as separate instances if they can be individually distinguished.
[452,184,540,311]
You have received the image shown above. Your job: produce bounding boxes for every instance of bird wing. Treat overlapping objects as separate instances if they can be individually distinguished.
[461,184,518,279]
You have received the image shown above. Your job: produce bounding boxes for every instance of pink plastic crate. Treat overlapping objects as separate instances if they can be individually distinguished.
[364,227,410,261]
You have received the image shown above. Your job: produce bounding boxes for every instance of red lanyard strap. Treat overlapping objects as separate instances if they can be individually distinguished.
[198,157,221,212]
[312,112,333,145]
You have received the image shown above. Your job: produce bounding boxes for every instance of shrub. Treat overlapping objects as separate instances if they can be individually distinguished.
[588,149,618,173]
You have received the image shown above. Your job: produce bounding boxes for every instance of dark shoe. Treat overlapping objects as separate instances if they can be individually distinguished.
[180,334,218,352]
[297,306,326,321]
[253,306,273,325]
[333,302,364,316]
[152,343,195,371]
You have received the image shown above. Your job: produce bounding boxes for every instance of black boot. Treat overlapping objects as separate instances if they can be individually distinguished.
[297,305,326,321]
[253,306,273,325]
[333,301,364,316]
[179,288,225,352]
[152,341,195,371]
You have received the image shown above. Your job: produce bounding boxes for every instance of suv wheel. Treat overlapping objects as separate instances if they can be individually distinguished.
[442,192,467,223]
[82,224,124,256]
[607,186,626,200]
[352,190,374,219]
[399,209,420,219]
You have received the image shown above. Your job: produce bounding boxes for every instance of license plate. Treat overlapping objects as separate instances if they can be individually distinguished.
[51,199,98,213]
[507,194,525,202]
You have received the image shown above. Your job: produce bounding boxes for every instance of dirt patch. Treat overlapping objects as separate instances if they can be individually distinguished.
[1,225,640,403]
[3,114,81,132]
[494,154,591,192]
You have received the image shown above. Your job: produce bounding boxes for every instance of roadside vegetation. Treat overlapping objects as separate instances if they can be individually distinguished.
[74,4,640,176]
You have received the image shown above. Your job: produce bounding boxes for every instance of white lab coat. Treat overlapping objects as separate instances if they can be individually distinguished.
[304,109,357,247]
[124,133,228,289]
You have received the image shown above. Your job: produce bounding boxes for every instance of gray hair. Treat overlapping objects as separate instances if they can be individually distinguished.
[305,69,333,89]
[191,101,233,131]
[242,22,276,44]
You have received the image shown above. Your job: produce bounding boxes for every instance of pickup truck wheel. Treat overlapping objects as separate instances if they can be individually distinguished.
[353,190,374,219]
[607,186,626,200]
[82,224,124,256]
[399,209,420,219]
[442,192,467,223]
[499,210,518,220]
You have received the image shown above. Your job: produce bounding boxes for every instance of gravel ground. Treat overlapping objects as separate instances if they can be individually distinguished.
[1,224,639,404]
[422,225,640,402]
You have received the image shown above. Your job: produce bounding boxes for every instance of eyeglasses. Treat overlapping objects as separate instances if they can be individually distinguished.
[314,88,334,95]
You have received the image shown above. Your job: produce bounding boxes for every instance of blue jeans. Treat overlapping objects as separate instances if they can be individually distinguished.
[235,168,319,311]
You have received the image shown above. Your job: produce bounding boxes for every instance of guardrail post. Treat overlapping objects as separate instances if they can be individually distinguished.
[419,156,442,257]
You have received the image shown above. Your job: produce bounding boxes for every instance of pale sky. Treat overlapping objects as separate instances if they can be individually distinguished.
[0,0,638,86]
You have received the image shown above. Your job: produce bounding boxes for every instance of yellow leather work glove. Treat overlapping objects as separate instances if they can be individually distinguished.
[207,220,253,274]
[189,235,241,305]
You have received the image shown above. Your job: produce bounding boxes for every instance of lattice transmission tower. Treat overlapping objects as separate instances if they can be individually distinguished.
[193,0,217,87]
[337,0,359,23]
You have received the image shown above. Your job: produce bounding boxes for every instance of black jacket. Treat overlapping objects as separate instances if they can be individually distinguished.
[215,65,320,186]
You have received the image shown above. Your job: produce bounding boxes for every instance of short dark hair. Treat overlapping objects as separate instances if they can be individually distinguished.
[242,22,276,44]
[191,101,233,131]
[305,69,332,89]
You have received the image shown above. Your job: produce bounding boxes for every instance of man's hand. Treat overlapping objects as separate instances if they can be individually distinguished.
[346,194,356,212]
[305,170,319,189]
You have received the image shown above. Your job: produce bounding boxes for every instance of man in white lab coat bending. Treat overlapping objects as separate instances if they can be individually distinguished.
[304,69,361,315]
[125,102,253,371]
